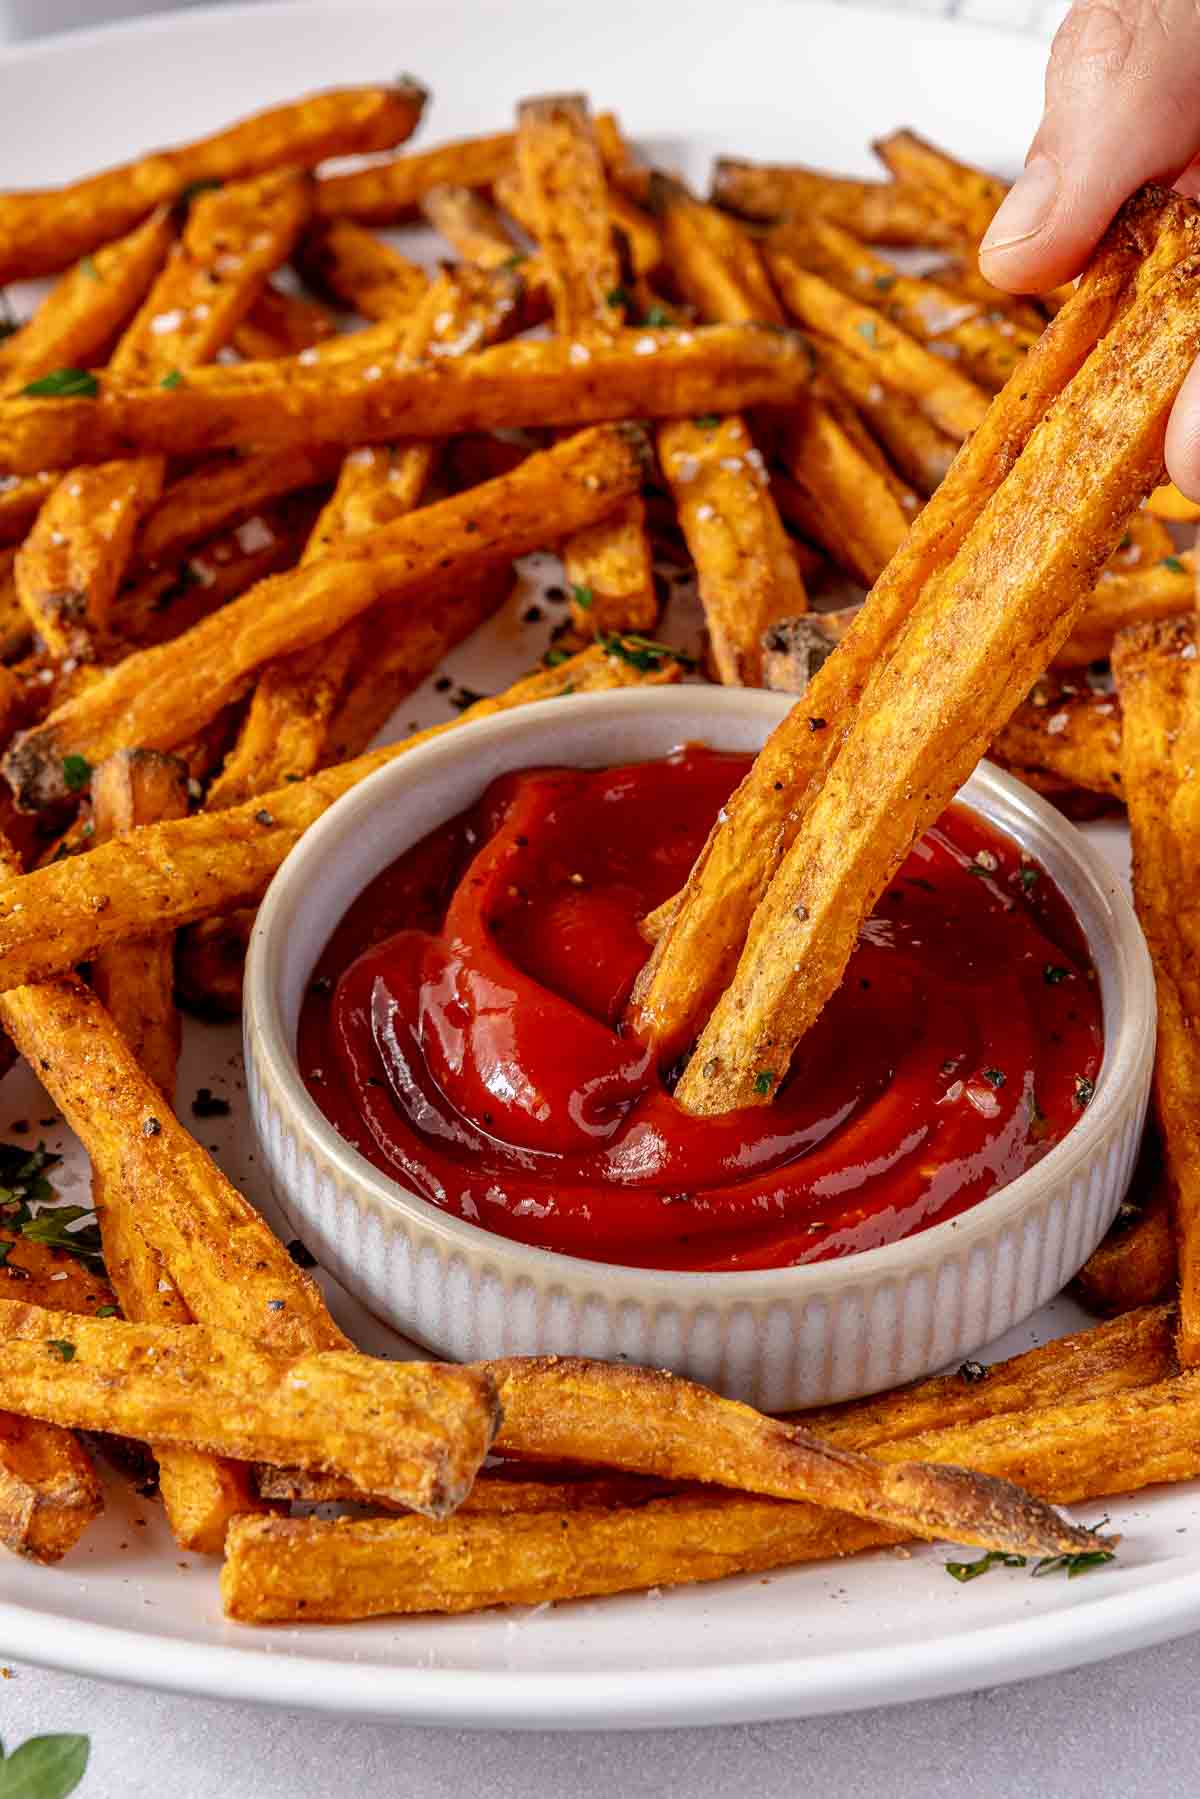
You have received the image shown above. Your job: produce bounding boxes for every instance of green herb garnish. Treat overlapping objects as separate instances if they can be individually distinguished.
[872,274,896,292]
[543,648,571,668]
[21,368,98,398]
[1044,964,1070,985]
[0,1732,89,1798]
[1018,867,1039,892]
[45,1340,75,1363]
[753,1070,775,1096]
[693,414,721,429]
[599,632,693,673]
[1161,556,1186,575]
[179,178,221,206]
[605,285,630,309]
[94,1306,119,1319]
[571,583,594,612]
[160,369,184,390]
[60,754,92,794]
[946,1550,1027,1582]
[1074,1075,1095,1109]
[856,319,879,347]
[498,252,527,272]
[1031,1548,1115,1579]
[981,1067,1006,1089]
[642,303,673,328]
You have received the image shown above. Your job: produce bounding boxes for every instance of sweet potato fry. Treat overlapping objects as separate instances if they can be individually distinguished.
[485,1356,1103,1555]
[0,1298,497,1514]
[421,182,528,269]
[677,239,1200,1113]
[629,185,1190,1069]
[133,446,342,571]
[710,158,957,245]
[296,219,428,321]
[769,215,1034,391]
[0,321,810,475]
[317,129,515,223]
[0,211,174,396]
[0,641,678,988]
[87,754,263,1551]
[658,414,805,683]
[0,1411,101,1565]
[765,248,990,439]
[1075,1152,1177,1317]
[492,160,660,282]
[514,93,657,638]
[0,82,426,284]
[1146,480,1200,522]
[776,387,914,588]
[650,173,783,328]
[4,423,646,809]
[14,457,166,661]
[231,283,336,362]
[1113,614,1200,1363]
[815,338,957,493]
[991,680,1123,799]
[1056,553,1196,669]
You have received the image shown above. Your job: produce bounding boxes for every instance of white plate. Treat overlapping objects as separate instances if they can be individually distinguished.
[0,0,1187,1730]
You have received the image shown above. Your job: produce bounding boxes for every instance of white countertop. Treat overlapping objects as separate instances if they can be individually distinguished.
[4,1,1183,1792]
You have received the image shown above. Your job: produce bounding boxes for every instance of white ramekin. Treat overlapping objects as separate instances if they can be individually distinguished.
[244,688,1155,1410]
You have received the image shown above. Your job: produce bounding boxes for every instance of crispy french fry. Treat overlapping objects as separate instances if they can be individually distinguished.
[710,158,957,245]
[650,173,783,328]
[0,321,810,476]
[1074,1137,1177,1316]
[770,215,1034,391]
[777,387,914,587]
[0,1234,114,1317]
[0,1297,497,1514]
[514,94,657,638]
[257,1466,673,1514]
[922,257,1049,336]
[0,211,174,397]
[0,82,426,284]
[296,219,428,321]
[1056,553,1196,669]
[677,232,1200,1113]
[1113,615,1200,1363]
[484,1356,1103,1555]
[493,160,660,282]
[4,424,646,809]
[88,753,264,1552]
[990,680,1123,798]
[231,283,336,362]
[421,182,527,268]
[15,458,165,661]
[0,1411,101,1565]
[317,130,516,223]
[815,338,957,493]
[0,642,679,988]
[658,414,805,683]
[132,446,342,571]
[765,248,989,439]
[629,185,1189,1069]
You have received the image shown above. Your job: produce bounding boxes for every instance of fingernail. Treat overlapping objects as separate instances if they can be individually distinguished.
[981,155,1060,255]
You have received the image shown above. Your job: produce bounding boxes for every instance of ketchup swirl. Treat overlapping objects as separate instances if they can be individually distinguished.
[300,748,1103,1272]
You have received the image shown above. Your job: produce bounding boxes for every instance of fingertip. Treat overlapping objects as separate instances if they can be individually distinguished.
[1165,359,1200,502]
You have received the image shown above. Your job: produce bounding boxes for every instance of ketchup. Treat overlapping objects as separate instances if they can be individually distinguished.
[299,748,1103,1272]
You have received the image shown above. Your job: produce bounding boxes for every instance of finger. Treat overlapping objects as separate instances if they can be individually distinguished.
[1165,358,1200,500]
[980,0,1200,292]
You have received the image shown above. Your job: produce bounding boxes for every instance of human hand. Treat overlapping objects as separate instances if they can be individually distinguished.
[978,0,1200,495]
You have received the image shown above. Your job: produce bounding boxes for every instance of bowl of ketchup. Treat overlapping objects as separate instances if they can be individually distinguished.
[244,687,1155,1409]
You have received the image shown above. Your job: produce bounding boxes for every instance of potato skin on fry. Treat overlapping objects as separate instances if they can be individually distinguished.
[0,81,427,285]
[0,1411,101,1566]
[0,324,812,474]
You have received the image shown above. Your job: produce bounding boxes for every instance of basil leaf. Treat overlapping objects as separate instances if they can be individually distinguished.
[0,1733,89,1798]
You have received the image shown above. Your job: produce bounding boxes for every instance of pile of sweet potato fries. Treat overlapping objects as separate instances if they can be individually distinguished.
[0,80,1193,1624]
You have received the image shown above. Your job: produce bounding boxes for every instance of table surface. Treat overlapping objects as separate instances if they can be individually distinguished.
[0,0,1180,1792]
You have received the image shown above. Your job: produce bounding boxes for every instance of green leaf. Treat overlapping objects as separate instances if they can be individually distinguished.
[1160,555,1186,575]
[1044,964,1070,985]
[45,1340,76,1363]
[1031,1548,1115,1579]
[1018,867,1039,892]
[179,178,221,207]
[0,1733,89,1798]
[605,285,630,309]
[753,1070,775,1097]
[21,369,98,399]
[872,274,896,293]
[542,648,571,668]
[94,1305,118,1320]
[60,755,92,794]
[599,632,693,674]
[692,414,720,429]
[570,583,594,612]
[498,252,526,272]
[641,303,673,328]
[945,1550,1027,1582]
[159,369,184,390]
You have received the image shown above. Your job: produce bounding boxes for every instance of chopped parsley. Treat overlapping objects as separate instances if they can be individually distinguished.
[981,1067,1006,1089]
[570,583,594,612]
[693,414,721,429]
[94,1305,119,1319]
[856,319,880,347]
[0,1143,102,1269]
[179,178,222,206]
[945,1550,1027,1582]
[1074,1075,1095,1109]
[498,252,527,272]
[543,648,571,668]
[1018,867,1039,892]
[21,368,98,399]
[1031,1548,1115,1579]
[45,1339,76,1363]
[600,632,692,673]
[60,755,92,794]
[1161,556,1186,575]
[160,369,184,390]
[1044,964,1070,985]
[642,303,673,328]
[605,285,630,310]
[753,1070,775,1096]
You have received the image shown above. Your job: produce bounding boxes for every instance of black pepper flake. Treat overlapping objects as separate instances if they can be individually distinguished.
[522,605,543,624]
[287,1238,317,1268]
[309,976,332,996]
[807,717,827,732]
[982,1067,1006,1089]
[7,1121,26,1135]
[434,676,452,692]
[545,585,567,603]
[255,809,275,826]
[142,1117,162,1137]
[191,1087,231,1118]
[957,1359,989,1384]
[450,686,486,713]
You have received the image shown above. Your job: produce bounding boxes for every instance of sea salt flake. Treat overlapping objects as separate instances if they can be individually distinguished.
[235,516,275,554]
[1046,711,1069,736]
[149,309,184,335]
